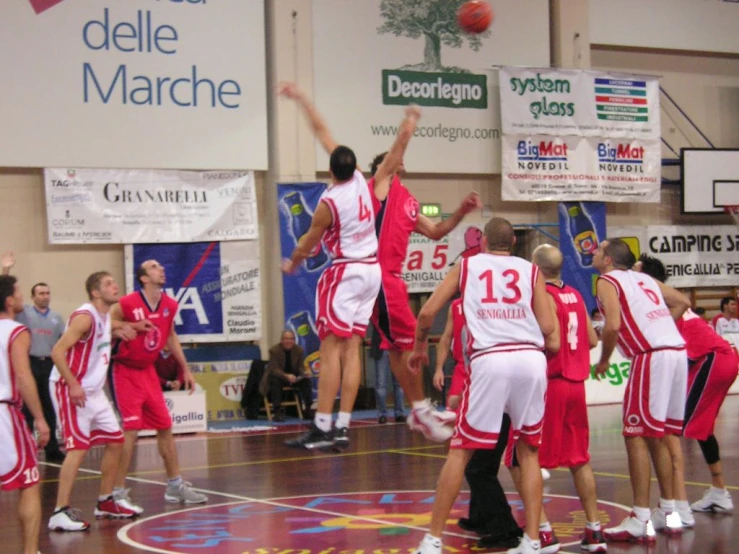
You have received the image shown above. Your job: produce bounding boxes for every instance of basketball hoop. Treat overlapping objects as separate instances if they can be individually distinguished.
[726,205,739,227]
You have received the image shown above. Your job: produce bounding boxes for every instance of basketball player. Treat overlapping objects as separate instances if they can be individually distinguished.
[281,138,381,450]
[0,275,50,554]
[593,239,690,542]
[433,298,523,550]
[279,81,481,442]
[110,260,207,514]
[637,254,737,517]
[410,218,556,554]
[531,244,606,553]
[47,272,140,531]
[712,297,739,353]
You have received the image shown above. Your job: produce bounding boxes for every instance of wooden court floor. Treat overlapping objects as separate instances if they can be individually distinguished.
[2,397,738,554]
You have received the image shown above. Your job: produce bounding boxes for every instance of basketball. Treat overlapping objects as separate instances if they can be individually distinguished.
[457,1,493,34]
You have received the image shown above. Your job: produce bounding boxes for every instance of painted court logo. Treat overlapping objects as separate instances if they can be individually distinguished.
[517,139,570,171]
[597,142,645,174]
[378,0,489,109]
[594,78,650,122]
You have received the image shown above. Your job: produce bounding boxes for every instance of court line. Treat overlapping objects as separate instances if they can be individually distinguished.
[116,489,615,554]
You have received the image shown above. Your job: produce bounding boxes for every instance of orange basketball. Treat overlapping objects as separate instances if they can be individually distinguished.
[457,1,493,34]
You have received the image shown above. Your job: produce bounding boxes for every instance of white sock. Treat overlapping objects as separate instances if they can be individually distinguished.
[98,495,111,502]
[113,487,125,498]
[412,400,428,411]
[633,506,650,522]
[523,533,540,548]
[539,521,552,532]
[660,498,676,512]
[586,521,601,531]
[336,411,351,429]
[314,412,332,432]
[711,486,728,494]
[168,476,183,488]
[423,533,441,546]
[676,500,690,511]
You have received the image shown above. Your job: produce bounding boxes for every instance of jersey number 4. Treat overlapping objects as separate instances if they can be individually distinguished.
[479,269,522,304]
[358,196,372,222]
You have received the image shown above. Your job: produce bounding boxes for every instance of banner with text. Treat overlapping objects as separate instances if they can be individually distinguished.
[402,234,451,293]
[1,1,267,170]
[559,202,607,315]
[46,168,258,244]
[311,0,550,174]
[610,225,739,288]
[278,183,328,393]
[124,241,261,343]
[500,67,661,202]
[501,136,661,202]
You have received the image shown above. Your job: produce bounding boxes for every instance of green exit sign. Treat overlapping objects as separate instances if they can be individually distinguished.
[420,203,441,217]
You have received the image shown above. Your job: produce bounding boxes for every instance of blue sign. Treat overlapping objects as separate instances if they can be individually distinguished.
[558,202,607,315]
[132,242,223,337]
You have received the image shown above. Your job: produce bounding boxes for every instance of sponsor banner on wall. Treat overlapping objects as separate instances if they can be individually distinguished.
[402,234,450,293]
[559,202,607,315]
[499,67,661,138]
[139,390,207,436]
[311,0,550,174]
[125,241,262,343]
[46,168,258,244]
[501,135,661,202]
[610,225,739,288]
[1,0,267,170]
[192,371,247,423]
[278,183,329,397]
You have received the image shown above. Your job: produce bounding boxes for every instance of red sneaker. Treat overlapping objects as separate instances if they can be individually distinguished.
[94,497,137,519]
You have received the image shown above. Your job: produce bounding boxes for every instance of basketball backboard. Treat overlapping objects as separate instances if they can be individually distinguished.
[681,148,739,214]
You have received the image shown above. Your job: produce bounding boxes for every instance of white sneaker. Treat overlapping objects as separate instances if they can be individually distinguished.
[691,487,734,513]
[507,533,542,553]
[113,488,144,515]
[677,507,695,528]
[48,507,90,532]
[541,468,551,481]
[651,506,682,535]
[413,532,442,554]
[407,403,454,442]
[603,513,656,543]
[164,481,208,504]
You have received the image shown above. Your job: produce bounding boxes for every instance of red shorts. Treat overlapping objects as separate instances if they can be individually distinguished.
[448,362,466,400]
[539,378,590,469]
[451,349,547,450]
[316,260,381,340]
[623,349,687,438]
[51,385,123,450]
[0,403,39,491]
[112,363,172,432]
[683,350,739,441]
[371,273,416,351]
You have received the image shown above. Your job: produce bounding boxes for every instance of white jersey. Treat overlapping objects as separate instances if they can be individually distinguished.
[50,304,111,393]
[597,270,685,358]
[460,254,545,357]
[0,320,28,405]
[714,316,739,351]
[319,170,378,261]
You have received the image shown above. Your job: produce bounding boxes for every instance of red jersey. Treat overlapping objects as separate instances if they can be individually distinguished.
[450,299,465,365]
[677,309,735,361]
[115,291,178,369]
[546,282,590,381]
[369,175,419,275]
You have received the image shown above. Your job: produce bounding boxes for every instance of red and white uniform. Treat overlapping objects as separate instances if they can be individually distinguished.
[447,299,467,401]
[712,315,739,353]
[451,254,547,451]
[315,170,381,340]
[539,282,591,469]
[597,270,687,437]
[370,175,420,350]
[112,292,178,431]
[0,321,39,491]
[50,304,123,451]
[679,309,739,441]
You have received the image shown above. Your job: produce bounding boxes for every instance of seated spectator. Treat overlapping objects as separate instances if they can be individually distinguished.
[155,347,185,391]
[259,330,313,422]
[590,308,604,338]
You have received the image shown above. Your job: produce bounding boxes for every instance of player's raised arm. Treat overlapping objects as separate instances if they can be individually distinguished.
[414,192,482,241]
[372,106,422,201]
[283,202,333,274]
[50,313,93,407]
[12,329,49,447]
[278,82,339,157]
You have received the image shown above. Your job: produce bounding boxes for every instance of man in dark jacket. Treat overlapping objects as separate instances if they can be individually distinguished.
[259,330,313,421]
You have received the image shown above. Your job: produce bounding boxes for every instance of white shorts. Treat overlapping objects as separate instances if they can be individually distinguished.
[623,348,688,437]
[51,383,124,451]
[316,259,381,340]
[451,349,547,450]
[0,403,39,491]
